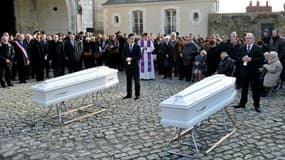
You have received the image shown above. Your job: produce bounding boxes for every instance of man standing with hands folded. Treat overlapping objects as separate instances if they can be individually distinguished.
[234,33,264,112]
[123,33,141,100]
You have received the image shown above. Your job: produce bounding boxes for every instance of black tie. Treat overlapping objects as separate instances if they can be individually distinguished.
[247,45,250,54]
[129,44,133,53]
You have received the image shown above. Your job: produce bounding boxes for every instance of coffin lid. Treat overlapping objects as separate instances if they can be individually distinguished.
[31,66,118,92]
[160,74,236,108]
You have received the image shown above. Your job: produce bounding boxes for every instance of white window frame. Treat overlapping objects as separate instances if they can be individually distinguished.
[129,8,146,35]
[161,7,180,34]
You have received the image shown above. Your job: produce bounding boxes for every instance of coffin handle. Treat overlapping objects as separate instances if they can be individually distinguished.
[55,91,68,96]
[196,106,207,112]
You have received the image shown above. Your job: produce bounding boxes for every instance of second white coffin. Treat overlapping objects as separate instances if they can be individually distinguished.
[160,74,237,129]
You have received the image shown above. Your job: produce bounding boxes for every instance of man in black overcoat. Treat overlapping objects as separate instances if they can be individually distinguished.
[0,35,15,87]
[29,32,45,81]
[122,33,141,100]
[234,33,264,113]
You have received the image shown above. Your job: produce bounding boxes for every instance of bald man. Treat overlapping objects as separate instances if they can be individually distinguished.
[234,33,264,112]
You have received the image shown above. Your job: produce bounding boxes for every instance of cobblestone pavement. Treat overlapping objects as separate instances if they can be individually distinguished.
[1,72,285,160]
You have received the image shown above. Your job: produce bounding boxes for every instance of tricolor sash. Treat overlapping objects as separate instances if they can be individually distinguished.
[140,40,152,73]
[15,41,29,60]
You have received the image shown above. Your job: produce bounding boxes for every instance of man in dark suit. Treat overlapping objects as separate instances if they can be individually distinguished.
[13,34,29,83]
[234,33,264,112]
[0,35,15,87]
[30,32,45,81]
[122,33,141,100]
[64,33,82,73]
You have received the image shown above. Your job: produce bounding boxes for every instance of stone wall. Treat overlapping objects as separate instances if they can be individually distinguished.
[94,0,108,34]
[208,12,285,39]
[14,0,69,34]
[79,0,94,32]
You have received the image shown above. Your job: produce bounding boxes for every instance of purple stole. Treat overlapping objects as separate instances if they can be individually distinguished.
[15,41,29,60]
[140,40,152,73]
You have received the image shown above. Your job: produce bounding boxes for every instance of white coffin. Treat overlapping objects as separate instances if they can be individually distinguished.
[32,66,119,106]
[160,74,237,129]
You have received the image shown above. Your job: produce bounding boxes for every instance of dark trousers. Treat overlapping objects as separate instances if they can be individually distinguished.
[95,57,103,66]
[164,66,172,78]
[176,58,184,79]
[239,74,260,107]
[0,64,12,85]
[163,59,173,78]
[30,62,36,78]
[53,66,65,77]
[184,65,193,81]
[83,56,95,69]
[67,60,81,73]
[45,59,50,78]
[126,68,140,97]
[11,63,17,80]
[18,65,27,82]
[234,65,241,88]
[35,64,44,81]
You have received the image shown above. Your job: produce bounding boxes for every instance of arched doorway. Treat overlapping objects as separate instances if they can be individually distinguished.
[0,0,16,35]
[65,0,78,33]
[2,0,79,35]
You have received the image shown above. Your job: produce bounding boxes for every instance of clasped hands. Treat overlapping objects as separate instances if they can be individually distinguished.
[126,57,132,65]
[242,55,252,63]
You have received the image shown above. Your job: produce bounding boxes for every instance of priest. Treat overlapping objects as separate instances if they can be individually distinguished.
[138,33,155,80]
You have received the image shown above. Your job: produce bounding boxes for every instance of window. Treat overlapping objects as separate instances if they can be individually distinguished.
[165,9,176,34]
[132,10,143,35]
[114,16,119,24]
[53,7,58,12]
[193,12,199,22]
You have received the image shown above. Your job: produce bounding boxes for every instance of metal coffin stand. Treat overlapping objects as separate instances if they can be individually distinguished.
[31,66,119,125]
[45,91,109,125]
[166,108,237,158]
[160,74,237,158]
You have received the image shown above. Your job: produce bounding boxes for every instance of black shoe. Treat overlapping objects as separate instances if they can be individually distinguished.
[20,80,27,84]
[7,83,13,87]
[255,107,261,113]
[233,105,245,109]
[123,95,131,99]
[134,96,140,100]
[163,76,167,79]
[1,84,6,88]
[260,92,266,97]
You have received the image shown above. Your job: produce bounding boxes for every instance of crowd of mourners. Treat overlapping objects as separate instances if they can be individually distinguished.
[0,29,284,97]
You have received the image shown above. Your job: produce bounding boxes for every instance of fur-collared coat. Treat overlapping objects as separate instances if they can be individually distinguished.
[263,52,283,87]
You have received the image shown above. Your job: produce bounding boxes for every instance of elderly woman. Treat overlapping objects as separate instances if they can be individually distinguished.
[217,52,235,76]
[193,50,207,81]
[263,51,283,88]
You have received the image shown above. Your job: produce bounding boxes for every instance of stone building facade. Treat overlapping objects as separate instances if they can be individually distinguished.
[103,0,219,36]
